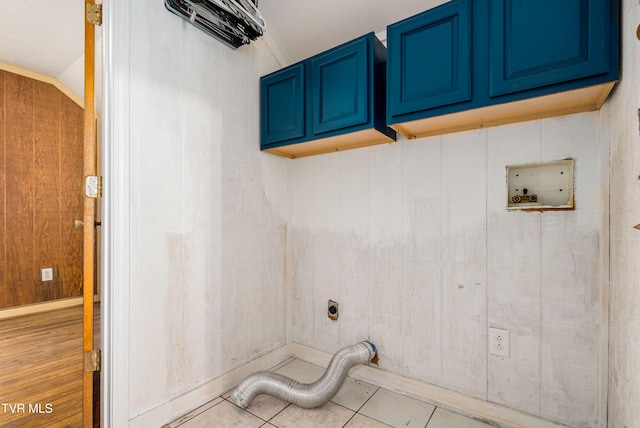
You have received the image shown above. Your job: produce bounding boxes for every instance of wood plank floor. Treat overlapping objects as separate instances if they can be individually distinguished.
[0,304,99,427]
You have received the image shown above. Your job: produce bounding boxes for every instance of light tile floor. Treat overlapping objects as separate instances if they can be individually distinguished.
[166,359,495,428]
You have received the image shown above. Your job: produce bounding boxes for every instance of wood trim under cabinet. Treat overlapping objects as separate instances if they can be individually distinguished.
[264,128,395,159]
[392,82,616,140]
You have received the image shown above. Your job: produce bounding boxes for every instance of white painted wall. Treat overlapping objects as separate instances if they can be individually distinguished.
[288,110,610,427]
[119,0,288,423]
[103,1,636,427]
[608,0,640,426]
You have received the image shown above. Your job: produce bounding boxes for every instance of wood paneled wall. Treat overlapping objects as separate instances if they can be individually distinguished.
[0,69,84,309]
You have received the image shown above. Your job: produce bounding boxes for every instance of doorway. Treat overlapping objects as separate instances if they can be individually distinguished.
[0,1,102,426]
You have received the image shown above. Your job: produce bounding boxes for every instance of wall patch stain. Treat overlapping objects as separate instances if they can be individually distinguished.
[165,233,189,390]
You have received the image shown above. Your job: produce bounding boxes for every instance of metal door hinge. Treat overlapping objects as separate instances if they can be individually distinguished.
[85,176,102,198]
[85,349,102,372]
[86,3,103,26]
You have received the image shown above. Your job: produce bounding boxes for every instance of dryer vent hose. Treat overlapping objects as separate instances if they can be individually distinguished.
[231,341,376,409]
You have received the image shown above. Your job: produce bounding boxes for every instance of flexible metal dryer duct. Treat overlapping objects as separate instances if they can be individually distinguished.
[231,341,377,409]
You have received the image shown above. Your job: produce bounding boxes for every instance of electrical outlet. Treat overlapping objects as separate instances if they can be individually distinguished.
[489,327,510,357]
[41,268,53,282]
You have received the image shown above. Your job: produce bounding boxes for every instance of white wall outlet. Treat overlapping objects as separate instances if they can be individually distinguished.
[41,268,53,282]
[489,327,510,357]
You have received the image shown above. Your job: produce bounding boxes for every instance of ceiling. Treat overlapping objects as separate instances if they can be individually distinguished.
[0,0,84,78]
[258,0,446,65]
[0,1,444,93]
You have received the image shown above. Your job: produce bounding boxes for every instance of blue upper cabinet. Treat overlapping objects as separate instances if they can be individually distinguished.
[489,0,609,97]
[261,63,305,146]
[312,37,368,135]
[387,0,619,139]
[387,0,472,117]
[261,33,396,159]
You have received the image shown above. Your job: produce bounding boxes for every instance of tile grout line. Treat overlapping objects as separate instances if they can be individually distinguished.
[341,383,382,427]
[172,397,227,427]
[263,401,292,426]
[352,384,380,413]
[423,406,437,428]
[222,394,280,426]
[340,412,358,428]
[222,396,291,427]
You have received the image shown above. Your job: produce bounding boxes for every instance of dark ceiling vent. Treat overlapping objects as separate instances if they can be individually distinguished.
[165,0,266,49]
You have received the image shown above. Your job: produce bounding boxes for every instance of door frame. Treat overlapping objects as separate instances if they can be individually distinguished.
[100,0,131,426]
[83,1,97,425]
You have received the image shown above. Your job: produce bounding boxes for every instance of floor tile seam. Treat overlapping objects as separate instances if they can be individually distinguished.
[357,387,441,428]
[358,379,446,422]
[340,411,358,428]
[270,356,297,372]
[268,399,358,425]
[220,394,273,425]
[172,398,226,427]
[263,401,292,423]
[349,386,395,427]
[326,399,358,415]
[351,412,395,428]
[423,406,437,428]
[347,383,380,414]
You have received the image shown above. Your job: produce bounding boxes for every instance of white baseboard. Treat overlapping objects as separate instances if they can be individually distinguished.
[291,343,570,428]
[131,344,293,428]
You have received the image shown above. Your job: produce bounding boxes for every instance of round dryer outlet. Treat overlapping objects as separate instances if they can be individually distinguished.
[327,300,339,320]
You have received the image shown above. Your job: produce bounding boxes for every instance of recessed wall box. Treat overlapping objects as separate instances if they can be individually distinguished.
[328,300,339,321]
[507,160,574,210]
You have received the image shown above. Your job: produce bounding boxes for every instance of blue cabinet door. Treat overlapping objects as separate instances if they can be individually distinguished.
[311,37,368,135]
[260,33,395,157]
[489,0,609,97]
[387,0,472,119]
[260,63,305,147]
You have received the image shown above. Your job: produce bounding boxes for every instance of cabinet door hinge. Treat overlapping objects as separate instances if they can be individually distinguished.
[85,176,102,198]
[86,3,103,26]
[85,348,102,372]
